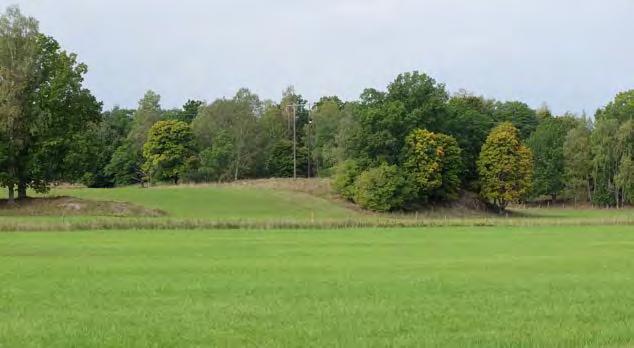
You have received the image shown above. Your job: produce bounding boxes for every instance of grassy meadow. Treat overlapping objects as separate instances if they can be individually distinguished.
[1,183,359,220]
[45,184,358,220]
[1,182,634,231]
[1,181,634,346]
[2,226,634,347]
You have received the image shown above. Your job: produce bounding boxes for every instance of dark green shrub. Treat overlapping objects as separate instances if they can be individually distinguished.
[354,164,414,212]
[333,160,360,200]
[591,187,616,207]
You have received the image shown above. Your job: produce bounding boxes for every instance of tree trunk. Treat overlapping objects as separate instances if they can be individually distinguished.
[7,185,15,204]
[587,178,592,205]
[234,152,240,181]
[621,190,624,208]
[17,181,27,200]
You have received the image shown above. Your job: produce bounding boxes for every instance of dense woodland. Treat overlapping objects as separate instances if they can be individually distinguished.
[1,6,633,211]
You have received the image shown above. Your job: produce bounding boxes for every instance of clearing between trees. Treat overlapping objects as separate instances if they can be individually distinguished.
[0,179,632,231]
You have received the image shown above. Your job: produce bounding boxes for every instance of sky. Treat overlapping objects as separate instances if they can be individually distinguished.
[2,0,633,115]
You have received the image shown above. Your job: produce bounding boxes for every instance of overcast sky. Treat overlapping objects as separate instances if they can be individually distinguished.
[3,0,633,115]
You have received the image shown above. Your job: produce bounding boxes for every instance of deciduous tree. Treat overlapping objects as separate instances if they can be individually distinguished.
[526,115,578,200]
[106,91,162,185]
[192,89,260,180]
[492,101,538,140]
[403,128,462,202]
[477,122,533,211]
[142,120,196,184]
[0,6,101,200]
[563,122,593,203]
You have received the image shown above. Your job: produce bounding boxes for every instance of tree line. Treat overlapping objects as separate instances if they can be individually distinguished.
[1,6,633,211]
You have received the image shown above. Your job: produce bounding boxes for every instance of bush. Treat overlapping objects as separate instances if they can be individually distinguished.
[354,164,414,212]
[333,160,361,200]
[591,187,616,207]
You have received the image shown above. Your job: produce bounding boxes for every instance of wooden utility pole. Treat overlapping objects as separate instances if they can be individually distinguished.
[292,104,297,179]
[285,104,298,179]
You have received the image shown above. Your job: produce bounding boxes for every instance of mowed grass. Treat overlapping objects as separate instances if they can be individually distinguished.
[2,226,634,347]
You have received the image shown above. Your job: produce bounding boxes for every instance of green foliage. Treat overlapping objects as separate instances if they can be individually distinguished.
[385,71,449,132]
[563,122,593,202]
[0,7,101,198]
[255,104,289,177]
[192,89,259,180]
[477,122,533,210]
[349,72,449,166]
[587,95,634,207]
[403,129,462,202]
[189,130,235,182]
[4,8,634,215]
[314,95,343,109]
[615,156,634,205]
[64,107,134,187]
[590,118,620,207]
[444,92,496,185]
[106,141,143,186]
[0,138,7,183]
[595,90,634,124]
[526,116,578,199]
[127,90,162,151]
[308,99,344,172]
[178,99,204,123]
[162,100,205,124]
[535,104,553,121]
[332,159,360,201]
[492,101,539,140]
[107,92,163,185]
[280,86,310,134]
[354,164,414,212]
[142,120,196,184]
[263,139,296,178]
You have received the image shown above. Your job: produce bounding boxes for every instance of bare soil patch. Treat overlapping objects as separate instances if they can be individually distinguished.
[0,196,165,217]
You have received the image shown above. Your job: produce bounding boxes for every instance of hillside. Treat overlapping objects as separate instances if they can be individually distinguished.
[0,179,359,221]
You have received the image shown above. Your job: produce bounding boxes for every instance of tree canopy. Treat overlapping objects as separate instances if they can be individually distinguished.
[142,120,196,184]
[0,6,101,201]
[477,122,533,210]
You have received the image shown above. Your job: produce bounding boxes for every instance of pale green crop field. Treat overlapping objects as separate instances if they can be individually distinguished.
[1,226,634,347]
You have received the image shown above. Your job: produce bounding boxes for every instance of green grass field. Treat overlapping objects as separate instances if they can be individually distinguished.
[1,182,634,346]
[2,226,634,347]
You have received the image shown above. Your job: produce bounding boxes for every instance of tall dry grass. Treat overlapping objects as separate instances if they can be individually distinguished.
[1,215,633,232]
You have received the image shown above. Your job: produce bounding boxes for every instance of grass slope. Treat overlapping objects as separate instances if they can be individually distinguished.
[0,181,633,231]
[1,226,634,347]
[42,185,360,220]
